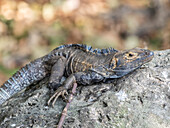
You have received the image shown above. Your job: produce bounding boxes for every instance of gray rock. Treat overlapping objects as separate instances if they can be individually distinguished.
[0,50,170,128]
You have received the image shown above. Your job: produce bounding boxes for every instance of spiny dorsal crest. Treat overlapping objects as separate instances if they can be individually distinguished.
[55,44,118,55]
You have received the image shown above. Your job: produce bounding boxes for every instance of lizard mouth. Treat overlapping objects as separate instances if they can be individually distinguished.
[141,50,154,64]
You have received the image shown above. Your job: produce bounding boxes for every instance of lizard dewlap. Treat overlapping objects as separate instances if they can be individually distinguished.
[0,44,154,105]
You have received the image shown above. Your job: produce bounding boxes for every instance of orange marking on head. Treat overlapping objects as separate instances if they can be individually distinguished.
[110,57,117,69]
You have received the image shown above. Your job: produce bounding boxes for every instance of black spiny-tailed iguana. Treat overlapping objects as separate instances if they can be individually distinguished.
[0,44,154,106]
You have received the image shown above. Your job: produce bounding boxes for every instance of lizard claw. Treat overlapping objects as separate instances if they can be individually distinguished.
[62,90,68,101]
[48,87,68,107]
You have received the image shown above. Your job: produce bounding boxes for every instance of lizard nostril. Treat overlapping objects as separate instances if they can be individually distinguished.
[150,51,154,56]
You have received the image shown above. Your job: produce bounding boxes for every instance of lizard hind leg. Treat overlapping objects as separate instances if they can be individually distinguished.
[48,74,76,107]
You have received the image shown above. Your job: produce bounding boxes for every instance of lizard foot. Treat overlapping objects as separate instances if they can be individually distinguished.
[48,87,68,107]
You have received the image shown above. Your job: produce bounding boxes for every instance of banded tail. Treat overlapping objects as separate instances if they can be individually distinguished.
[0,58,48,105]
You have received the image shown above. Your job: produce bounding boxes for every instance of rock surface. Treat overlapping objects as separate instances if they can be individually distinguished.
[0,50,170,128]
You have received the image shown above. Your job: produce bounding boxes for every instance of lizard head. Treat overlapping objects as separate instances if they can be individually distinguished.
[108,47,154,78]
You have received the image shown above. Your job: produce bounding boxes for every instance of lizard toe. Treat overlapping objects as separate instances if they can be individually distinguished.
[48,87,68,107]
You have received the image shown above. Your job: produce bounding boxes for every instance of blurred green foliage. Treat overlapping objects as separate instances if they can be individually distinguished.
[0,64,18,77]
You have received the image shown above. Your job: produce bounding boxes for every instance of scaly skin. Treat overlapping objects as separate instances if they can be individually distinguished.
[0,44,154,105]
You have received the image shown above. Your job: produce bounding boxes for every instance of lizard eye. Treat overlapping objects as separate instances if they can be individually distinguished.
[125,52,137,59]
[128,53,133,57]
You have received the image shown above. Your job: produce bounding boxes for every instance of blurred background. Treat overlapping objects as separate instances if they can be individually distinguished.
[0,0,170,83]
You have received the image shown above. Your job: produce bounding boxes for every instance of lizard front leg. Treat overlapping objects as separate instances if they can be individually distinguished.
[48,72,104,106]
[49,57,67,90]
